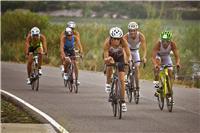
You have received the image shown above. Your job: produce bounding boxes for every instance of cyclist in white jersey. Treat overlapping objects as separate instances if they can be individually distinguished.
[124,21,147,91]
[152,31,180,97]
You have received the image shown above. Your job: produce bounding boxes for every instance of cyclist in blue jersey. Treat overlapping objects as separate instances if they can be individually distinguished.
[60,27,83,84]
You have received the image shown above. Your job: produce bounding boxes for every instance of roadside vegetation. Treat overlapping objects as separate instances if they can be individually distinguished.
[1,8,199,87]
[1,95,41,123]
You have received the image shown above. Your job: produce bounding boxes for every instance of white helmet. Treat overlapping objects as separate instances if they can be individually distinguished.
[109,27,123,38]
[67,21,76,29]
[128,22,139,30]
[31,27,40,37]
[65,27,73,35]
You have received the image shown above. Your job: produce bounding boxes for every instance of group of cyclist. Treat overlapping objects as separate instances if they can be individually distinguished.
[25,20,180,113]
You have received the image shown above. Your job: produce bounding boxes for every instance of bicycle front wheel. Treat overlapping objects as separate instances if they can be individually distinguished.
[126,74,133,103]
[118,100,122,119]
[166,76,173,112]
[157,88,164,111]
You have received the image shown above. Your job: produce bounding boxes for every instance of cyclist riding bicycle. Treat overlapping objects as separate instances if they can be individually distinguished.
[152,31,180,97]
[60,21,81,72]
[103,27,131,112]
[124,21,147,92]
[60,27,83,84]
[25,27,47,85]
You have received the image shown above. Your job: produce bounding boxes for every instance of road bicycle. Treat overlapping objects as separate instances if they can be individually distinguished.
[156,64,178,112]
[126,60,145,104]
[108,62,127,119]
[63,50,82,93]
[30,52,45,91]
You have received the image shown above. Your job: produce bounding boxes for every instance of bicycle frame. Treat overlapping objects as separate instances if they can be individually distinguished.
[159,67,170,97]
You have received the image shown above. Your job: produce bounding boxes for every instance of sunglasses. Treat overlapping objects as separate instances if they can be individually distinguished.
[111,37,120,41]
[129,29,137,33]
[33,34,39,37]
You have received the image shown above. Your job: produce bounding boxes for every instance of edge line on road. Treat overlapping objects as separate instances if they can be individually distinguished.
[1,89,69,133]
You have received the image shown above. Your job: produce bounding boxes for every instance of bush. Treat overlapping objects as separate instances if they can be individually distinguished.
[2,9,49,43]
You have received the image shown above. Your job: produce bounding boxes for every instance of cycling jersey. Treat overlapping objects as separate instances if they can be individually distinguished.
[29,39,43,52]
[157,40,173,69]
[127,32,141,50]
[127,32,141,65]
[64,35,75,56]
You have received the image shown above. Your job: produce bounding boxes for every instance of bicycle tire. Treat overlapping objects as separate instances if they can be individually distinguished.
[111,79,117,117]
[64,79,67,87]
[134,89,139,104]
[166,95,173,112]
[157,86,164,110]
[127,74,133,103]
[35,78,39,91]
[117,79,122,119]
[166,76,173,112]
[68,80,73,92]
[74,82,78,93]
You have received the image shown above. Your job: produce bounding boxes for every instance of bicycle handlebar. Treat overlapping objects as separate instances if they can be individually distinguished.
[130,60,146,69]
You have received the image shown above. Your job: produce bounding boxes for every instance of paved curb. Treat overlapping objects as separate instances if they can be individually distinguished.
[1,89,69,133]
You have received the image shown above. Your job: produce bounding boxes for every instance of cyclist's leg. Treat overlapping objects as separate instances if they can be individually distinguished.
[27,46,34,78]
[27,53,33,77]
[132,51,140,89]
[36,43,43,67]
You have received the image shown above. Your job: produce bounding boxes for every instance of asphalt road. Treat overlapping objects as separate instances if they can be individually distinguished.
[2,62,200,133]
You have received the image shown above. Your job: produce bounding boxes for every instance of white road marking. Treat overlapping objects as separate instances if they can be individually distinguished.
[1,89,69,133]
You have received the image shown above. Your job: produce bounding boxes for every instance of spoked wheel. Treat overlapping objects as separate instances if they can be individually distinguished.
[134,89,139,104]
[35,77,39,91]
[64,79,67,87]
[118,100,122,119]
[112,101,117,117]
[166,76,173,112]
[157,89,164,110]
[166,95,173,112]
[68,80,73,92]
[126,87,132,103]
[31,71,39,91]
[126,75,133,103]
[73,80,79,93]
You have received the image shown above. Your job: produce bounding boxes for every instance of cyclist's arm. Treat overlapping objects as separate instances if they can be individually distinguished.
[60,36,65,57]
[139,32,147,60]
[75,36,83,54]
[123,33,128,41]
[74,31,80,40]
[103,38,110,60]
[122,37,131,61]
[41,34,47,54]
[152,41,160,66]
[171,41,180,65]
[60,31,65,41]
[25,34,31,55]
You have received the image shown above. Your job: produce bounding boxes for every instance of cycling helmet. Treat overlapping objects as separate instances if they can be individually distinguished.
[65,27,73,35]
[31,27,40,37]
[109,27,123,38]
[128,21,139,30]
[67,21,76,29]
[160,31,172,41]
